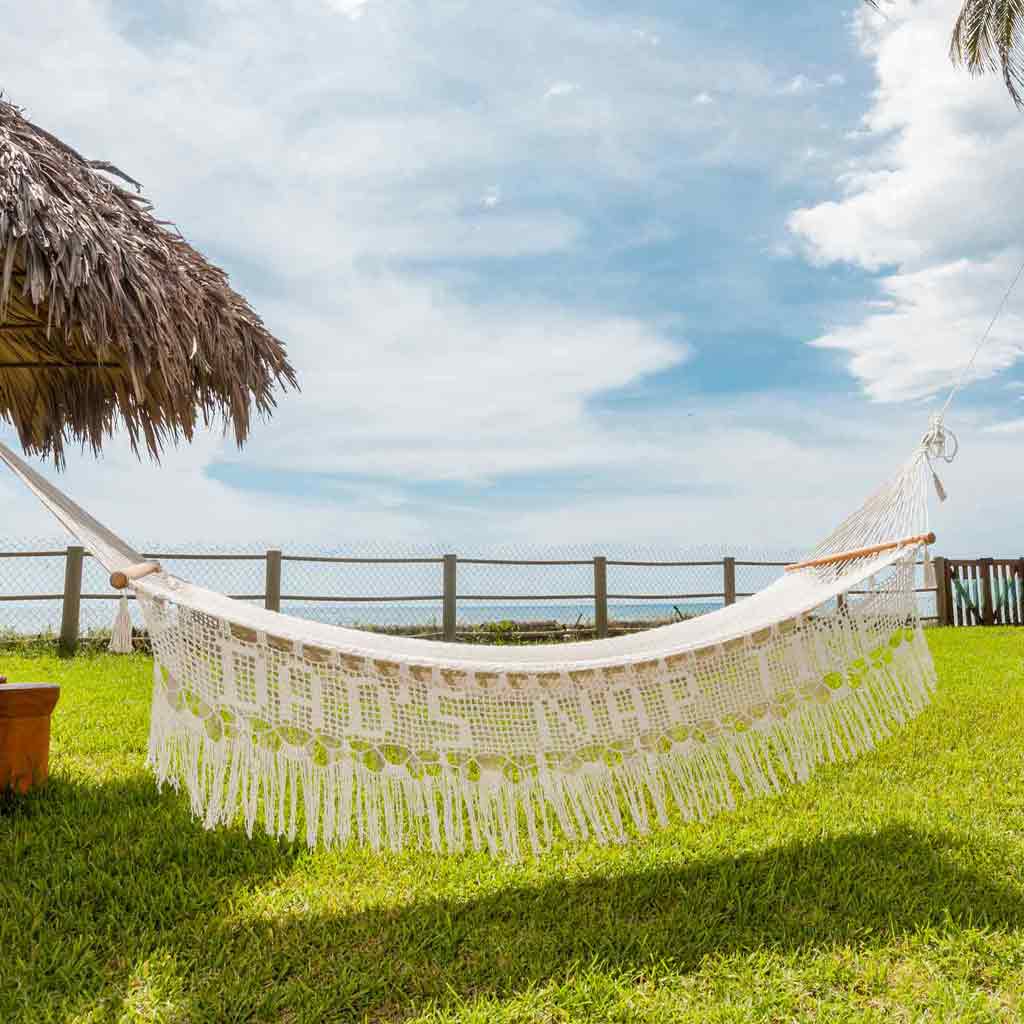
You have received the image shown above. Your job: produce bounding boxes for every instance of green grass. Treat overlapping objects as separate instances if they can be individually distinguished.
[1,628,1023,1023]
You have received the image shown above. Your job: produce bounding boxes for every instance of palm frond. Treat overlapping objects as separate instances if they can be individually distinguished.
[948,0,1024,106]
[866,1,1024,108]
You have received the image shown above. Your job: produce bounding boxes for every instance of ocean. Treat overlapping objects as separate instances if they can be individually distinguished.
[0,599,724,638]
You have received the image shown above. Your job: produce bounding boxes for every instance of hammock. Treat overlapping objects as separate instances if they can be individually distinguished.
[0,426,951,860]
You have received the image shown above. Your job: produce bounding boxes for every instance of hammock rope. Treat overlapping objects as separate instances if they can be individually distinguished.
[938,253,1024,419]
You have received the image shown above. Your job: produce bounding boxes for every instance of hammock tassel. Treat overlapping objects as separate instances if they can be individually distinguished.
[109,595,133,654]
[921,414,954,504]
[922,548,937,589]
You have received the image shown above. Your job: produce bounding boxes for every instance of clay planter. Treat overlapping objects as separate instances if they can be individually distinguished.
[0,682,61,794]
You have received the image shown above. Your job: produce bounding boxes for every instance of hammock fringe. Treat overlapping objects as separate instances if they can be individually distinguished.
[147,633,935,862]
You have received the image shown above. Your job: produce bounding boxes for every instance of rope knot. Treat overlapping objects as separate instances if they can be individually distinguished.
[919,413,957,503]
[919,414,958,463]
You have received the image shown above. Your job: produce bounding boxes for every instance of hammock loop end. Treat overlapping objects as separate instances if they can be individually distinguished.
[110,561,161,590]
[920,414,957,504]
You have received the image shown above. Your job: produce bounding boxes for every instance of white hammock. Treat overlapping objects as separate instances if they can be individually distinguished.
[0,427,950,860]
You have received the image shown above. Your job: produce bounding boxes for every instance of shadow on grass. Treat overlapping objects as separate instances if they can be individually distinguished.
[3,776,1023,1021]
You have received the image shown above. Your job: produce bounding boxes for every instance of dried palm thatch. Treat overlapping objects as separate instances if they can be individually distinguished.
[0,98,297,465]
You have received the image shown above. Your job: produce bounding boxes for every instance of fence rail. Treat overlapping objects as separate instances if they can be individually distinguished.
[0,543,976,653]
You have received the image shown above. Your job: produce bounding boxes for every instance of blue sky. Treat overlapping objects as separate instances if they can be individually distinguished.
[2,0,1023,555]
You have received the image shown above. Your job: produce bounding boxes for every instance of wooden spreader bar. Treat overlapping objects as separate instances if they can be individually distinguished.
[109,561,162,590]
[785,532,935,573]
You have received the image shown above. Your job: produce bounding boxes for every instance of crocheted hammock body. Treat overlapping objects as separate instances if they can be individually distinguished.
[0,438,941,859]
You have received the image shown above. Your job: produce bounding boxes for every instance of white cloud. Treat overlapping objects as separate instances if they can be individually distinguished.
[692,91,714,106]
[0,429,428,546]
[6,0,1022,564]
[780,71,844,96]
[326,0,370,20]
[0,0,813,486]
[782,74,816,95]
[631,28,660,47]
[810,254,1024,402]
[544,81,579,99]
[7,393,1020,556]
[789,0,1024,403]
[458,397,1024,555]
[242,274,687,481]
[984,418,1024,434]
[0,2,704,479]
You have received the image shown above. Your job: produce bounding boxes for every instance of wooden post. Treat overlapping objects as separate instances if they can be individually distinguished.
[265,549,282,612]
[59,545,84,655]
[442,554,457,641]
[932,556,951,626]
[594,556,608,639]
[949,563,966,626]
[723,557,736,606]
[980,557,995,626]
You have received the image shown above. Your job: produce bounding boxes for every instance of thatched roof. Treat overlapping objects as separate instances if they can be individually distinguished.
[0,98,297,464]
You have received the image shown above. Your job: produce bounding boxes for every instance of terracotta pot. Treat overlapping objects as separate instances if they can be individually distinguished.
[0,683,61,794]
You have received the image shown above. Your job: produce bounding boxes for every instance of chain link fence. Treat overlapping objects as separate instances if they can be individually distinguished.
[0,542,67,638]
[0,537,939,646]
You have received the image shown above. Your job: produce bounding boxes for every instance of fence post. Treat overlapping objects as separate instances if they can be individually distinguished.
[59,545,84,655]
[980,557,995,626]
[932,556,951,626]
[265,549,282,612]
[442,554,457,641]
[593,556,608,638]
[723,557,736,606]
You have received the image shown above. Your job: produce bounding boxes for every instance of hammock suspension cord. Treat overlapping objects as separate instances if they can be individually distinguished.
[938,253,1024,419]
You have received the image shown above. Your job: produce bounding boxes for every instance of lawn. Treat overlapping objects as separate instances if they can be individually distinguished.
[1,628,1023,1023]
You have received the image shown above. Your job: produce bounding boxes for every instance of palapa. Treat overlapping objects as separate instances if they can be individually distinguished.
[0,98,296,464]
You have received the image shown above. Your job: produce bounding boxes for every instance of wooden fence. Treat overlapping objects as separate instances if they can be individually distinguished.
[4,546,1003,654]
[2,547,761,652]
[933,556,1024,627]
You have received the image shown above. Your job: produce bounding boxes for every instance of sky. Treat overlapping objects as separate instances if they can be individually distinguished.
[1,0,1023,557]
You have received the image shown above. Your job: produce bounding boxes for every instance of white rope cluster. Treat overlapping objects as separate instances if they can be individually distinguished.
[919,413,958,506]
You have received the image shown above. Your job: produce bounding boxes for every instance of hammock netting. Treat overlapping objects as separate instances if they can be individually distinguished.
[0,432,945,860]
